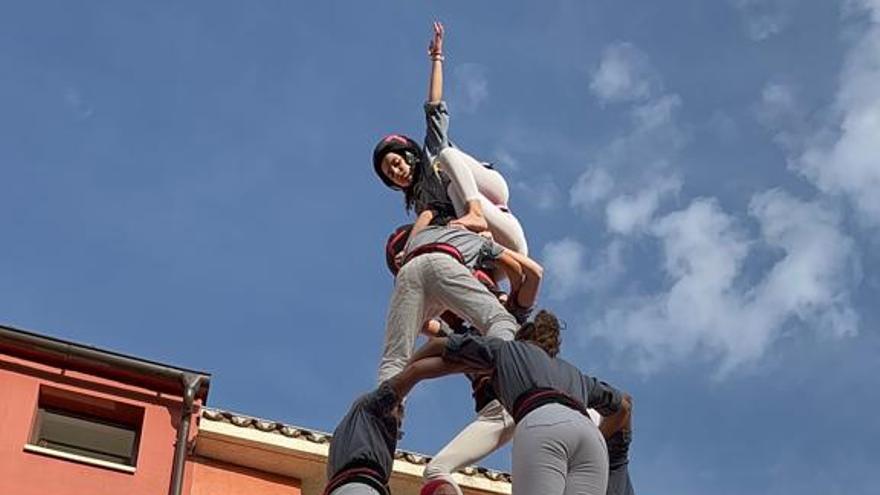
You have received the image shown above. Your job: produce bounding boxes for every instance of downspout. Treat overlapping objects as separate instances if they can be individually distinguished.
[170,372,202,495]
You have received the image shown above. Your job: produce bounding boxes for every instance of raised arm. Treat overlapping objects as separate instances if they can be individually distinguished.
[427,21,444,104]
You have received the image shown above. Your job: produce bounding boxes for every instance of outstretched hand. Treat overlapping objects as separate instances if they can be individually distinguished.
[428,21,444,59]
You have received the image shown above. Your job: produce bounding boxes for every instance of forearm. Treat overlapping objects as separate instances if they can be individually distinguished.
[410,210,435,240]
[505,250,543,308]
[389,356,464,398]
[428,58,443,103]
[496,252,525,296]
[599,394,632,439]
[427,22,444,104]
[410,337,448,363]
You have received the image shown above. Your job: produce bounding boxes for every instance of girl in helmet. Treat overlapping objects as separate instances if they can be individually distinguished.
[372,22,529,255]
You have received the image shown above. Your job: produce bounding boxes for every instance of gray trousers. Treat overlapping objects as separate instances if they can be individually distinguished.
[378,253,518,383]
[512,403,609,495]
[329,482,380,495]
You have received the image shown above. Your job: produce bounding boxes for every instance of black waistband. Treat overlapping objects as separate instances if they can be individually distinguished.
[403,242,464,266]
[323,466,389,495]
[512,387,590,424]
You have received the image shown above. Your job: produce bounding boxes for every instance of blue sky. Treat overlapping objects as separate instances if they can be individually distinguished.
[2,1,879,493]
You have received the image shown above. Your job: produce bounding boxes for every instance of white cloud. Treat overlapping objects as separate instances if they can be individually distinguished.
[731,0,793,41]
[757,82,797,124]
[560,37,864,377]
[755,81,809,150]
[570,167,614,211]
[588,190,858,375]
[452,63,489,113]
[515,177,562,211]
[589,43,659,104]
[793,1,880,227]
[606,176,682,235]
[571,93,686,223]
[541,238,625,301]
[542,238,589,300]
[492,148,519,172]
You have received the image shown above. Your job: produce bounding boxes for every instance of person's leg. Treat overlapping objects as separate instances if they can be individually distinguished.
[606,429,635,495]
[438,147,510,205]
[477,195,528,255]
[377,257,429,383]
[424,255,519,341]
[438,148,528,255]
[511,404,571,495]
[606,464,635,495]
[329,482,382,495]
[563,416,609,495]
[424,400,515,479]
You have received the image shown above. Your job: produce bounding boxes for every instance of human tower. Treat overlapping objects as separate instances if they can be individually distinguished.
[323,22,635,495]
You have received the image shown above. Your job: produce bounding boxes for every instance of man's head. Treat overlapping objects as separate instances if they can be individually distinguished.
[421,475,463,495]
[515,309,561,357]
[385,224,413,275]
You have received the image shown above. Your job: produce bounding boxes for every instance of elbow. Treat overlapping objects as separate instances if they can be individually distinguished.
[436,146,461,167]
[620,393,633,417]
[531,261,544,281]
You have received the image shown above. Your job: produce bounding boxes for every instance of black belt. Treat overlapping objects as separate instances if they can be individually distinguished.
[512,387,590,424]
[402,242,464,266]
[323,466,389,495]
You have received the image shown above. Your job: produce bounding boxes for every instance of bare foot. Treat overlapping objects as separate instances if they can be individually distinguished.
[449,213,488,233]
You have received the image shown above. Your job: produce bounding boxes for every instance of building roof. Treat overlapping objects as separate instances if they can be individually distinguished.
[201,407,512,487]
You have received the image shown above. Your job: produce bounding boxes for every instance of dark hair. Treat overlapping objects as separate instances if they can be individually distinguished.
[372,134,430,213]
[385,224,414,275]
[515,309,562,357]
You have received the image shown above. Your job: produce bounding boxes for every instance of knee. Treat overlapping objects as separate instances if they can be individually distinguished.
[437,146,458,162]
[486,315,518,341]
[423,460,451,479]
[437,146,467,168]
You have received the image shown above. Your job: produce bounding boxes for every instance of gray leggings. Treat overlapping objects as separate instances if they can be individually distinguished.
[512,403,609,495]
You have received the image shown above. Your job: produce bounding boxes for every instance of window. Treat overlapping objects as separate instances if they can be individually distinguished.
[32,408,139,465]
[26,386,144,471]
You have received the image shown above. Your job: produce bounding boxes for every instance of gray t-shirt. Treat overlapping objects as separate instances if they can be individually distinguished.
[326,382,400,483]
[443,335,623,417]
[424,100,454,163]
[405,225,504,270]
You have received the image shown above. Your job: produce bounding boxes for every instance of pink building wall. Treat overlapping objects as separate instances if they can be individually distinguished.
[0,353,194,495]
[189,457,301,495]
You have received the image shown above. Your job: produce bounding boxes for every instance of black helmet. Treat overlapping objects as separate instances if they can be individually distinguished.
[373,134,422,190]
[385,224,414,275]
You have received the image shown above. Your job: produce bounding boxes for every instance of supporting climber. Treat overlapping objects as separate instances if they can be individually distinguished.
[388,310,633,495]
[421,318,636,495]
[377,219,542,385]
[324,382,403,495]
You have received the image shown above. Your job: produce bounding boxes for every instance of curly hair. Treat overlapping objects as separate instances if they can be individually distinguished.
[515,309,562,357]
